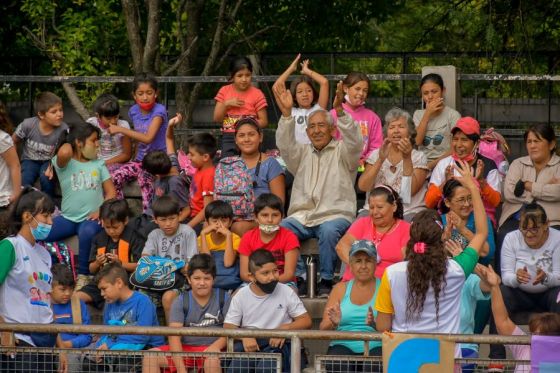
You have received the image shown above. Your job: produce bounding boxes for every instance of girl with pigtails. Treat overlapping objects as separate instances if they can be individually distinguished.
[373,160,491,356]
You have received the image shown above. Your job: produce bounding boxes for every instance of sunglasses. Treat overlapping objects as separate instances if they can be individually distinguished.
[423,134,444,147]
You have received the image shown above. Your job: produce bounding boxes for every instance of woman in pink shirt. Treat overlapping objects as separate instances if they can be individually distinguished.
[336,185,410,281]
[331,72,383,166]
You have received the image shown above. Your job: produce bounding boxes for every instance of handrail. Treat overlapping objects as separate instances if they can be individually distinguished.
[0,74,558,83]
[0,323,531,345]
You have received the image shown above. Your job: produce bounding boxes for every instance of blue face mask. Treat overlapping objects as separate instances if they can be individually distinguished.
[31,217,52,241]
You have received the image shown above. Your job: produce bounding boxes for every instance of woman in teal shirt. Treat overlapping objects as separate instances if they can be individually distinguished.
[320,239,381,372]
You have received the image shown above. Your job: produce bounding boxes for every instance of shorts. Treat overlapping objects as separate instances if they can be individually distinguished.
[158,344,209,372]
[78,283,105,309]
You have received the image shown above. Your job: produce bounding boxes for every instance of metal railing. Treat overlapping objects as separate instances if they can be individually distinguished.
[0,323,531,372]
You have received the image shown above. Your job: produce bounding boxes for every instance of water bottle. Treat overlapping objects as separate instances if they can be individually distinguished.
[306,256,316,298]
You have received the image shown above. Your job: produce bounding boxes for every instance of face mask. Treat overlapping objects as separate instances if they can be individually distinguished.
[259,224,280,234]
[137,100,156,111]
[98,118,109,129]
[31,217,52,241]
[451,151,475,163]
[81,144,98,160]
[344,93,364,107]
[255,279,278,294]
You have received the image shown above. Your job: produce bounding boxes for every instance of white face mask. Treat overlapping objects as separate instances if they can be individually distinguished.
[259,224,280,234]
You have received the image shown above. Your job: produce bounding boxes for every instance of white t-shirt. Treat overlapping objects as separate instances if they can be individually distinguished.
[292,104,322,145]
[361,148,428,216]
[86,117,131,161]
[225,282,307,329]
[0,130,14,207]
[413,106,461,163]
[0,235,53,346]
[501,228,560,293]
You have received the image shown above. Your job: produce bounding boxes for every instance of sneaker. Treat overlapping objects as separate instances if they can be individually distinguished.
[317,280,333,298]
[487,363,505,373]
[297,277,307,297]
[75,274,93,291]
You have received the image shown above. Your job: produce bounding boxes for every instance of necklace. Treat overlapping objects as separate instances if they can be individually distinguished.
[371,219,398,247]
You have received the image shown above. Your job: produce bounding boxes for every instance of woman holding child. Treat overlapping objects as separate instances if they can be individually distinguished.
[336,185,410,282]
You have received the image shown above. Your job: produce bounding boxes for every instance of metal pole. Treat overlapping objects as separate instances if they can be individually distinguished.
[290,335,301,373]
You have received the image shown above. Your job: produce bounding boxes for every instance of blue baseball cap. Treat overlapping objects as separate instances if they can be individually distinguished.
[349,240,380,263]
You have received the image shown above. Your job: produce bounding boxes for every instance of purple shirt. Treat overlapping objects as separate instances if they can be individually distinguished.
[128,103,168,161]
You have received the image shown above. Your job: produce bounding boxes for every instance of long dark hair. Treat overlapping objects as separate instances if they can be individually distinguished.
[405,210,448,324]
[7,187,55,237]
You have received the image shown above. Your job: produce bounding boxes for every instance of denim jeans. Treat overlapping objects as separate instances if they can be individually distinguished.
[21,159,56,198]
[45,215,102,275]
[281,217,351,281]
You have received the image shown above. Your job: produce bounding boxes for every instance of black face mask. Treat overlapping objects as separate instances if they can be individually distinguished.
[255,280,278,294]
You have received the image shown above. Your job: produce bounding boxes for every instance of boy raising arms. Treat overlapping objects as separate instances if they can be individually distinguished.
[206,249,311,372]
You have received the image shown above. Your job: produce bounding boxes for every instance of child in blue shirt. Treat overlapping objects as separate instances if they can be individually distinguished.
[51,264,93,349]
[83,263,164,372]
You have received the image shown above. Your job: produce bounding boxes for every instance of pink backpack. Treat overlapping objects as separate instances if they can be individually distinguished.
[478,128,510,176]
[214,156,255,220]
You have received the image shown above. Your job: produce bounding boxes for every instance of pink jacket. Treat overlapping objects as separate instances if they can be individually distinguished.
[331,102,383,162]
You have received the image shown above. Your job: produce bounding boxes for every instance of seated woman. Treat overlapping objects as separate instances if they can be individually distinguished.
[489,202,560,362]
[336,185,410,282]
[425,116,501,226]
[358,107,429,221]
[232,117,285,236]
[441,179,495,264]
[497,123,560,270]
[320,240,382,373]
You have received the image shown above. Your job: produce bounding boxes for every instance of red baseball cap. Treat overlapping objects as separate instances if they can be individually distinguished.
[452,117,480,135]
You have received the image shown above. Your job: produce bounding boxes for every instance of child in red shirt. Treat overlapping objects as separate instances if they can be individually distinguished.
[238,193,300,290]
[186,133,217,234]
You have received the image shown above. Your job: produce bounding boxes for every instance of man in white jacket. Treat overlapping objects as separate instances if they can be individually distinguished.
[273,82,363,297]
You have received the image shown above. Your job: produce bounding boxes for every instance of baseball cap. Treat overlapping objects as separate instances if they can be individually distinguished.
[452,117,480,136]
[349,240,380,263]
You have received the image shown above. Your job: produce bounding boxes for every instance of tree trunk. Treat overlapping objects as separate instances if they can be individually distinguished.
[176,0,204,128]
[143,0,162,74]
[121,0,144,74]
[62,83,91,120]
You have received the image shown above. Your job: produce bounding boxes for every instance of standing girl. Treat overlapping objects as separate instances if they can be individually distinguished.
[331,72,383,165]
[0,188,61,371]
[214,56,268,158]
[232,118,285,235]
[374,161,488,356]
[46,122,116,289]
[413,73,461,170]
[86,93,132,171]
[0,100,21,211]
[272,54,329,144]
[107,73,168,212]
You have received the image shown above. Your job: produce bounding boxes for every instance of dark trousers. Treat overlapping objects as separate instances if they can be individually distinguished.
[21,159,56,198]
[226,338,304,373]
[489,284,560,358]
[325,344,383,373]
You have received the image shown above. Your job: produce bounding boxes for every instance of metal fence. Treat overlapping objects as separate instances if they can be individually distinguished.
[0,323,532,372]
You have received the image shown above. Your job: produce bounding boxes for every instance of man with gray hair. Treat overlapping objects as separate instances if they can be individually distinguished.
[273,82,363,297]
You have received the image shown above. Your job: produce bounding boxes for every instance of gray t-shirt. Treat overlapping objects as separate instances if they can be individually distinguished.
[14,117,68,161]
[169,289,230,346]
[142,224,198,262]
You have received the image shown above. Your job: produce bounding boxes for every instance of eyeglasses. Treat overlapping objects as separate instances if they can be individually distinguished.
[520,225,545,235]
[423,134,444,147]
[452,196,473,205]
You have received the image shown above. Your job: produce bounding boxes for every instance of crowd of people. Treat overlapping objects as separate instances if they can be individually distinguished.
[0,54,559,373]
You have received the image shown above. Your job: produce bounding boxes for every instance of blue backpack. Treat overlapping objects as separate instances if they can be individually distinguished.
[211,250,242,290]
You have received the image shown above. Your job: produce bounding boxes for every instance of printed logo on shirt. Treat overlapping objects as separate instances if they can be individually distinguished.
[70,170,101,191]
[23,255,30,261]
[189,313,221,328]
[25,139,56,159]
[277,304,284,310]
[27,271,52,308]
